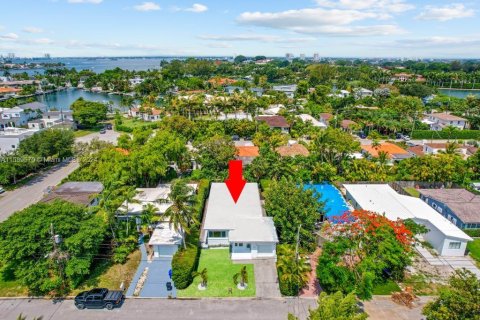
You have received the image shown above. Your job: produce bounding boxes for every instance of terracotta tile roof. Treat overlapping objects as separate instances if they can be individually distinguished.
[208,77,237,86]
[255,115,290,128]
[276,144,310,157]
[320,113,333,121]
[408,145,424,156]
[418,189,480,223]
[0,87,21,94]
[340,119,357,129]
[430,113,467,121]
[236,146,259,157]
[361,142,409,159]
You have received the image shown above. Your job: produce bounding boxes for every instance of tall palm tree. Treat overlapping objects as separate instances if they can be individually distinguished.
[119,186,139,236]
[158,180,197,249]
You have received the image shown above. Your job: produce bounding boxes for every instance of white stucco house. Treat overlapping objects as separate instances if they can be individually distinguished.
[343,184,472,257]
[201,183,278,260]
[149,222,183,258]
[0,127,38,155]
[425,113,468,131]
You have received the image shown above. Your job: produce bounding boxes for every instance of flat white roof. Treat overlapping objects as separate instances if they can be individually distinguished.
[203,183,278,243]
[148,222,183,246]
[297,114,327,128]
[343,184,472,241]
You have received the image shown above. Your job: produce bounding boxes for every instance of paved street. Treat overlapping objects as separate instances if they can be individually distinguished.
[0,298,317,320]
[363,296,432,320]
[0,131,120,221]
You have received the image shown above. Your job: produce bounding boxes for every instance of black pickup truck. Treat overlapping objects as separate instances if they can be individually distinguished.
[74,288,124,310]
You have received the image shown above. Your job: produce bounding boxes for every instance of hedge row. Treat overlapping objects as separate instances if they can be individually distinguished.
[411,130,480,140]
[114,122,159,133]
[171,179,210,289]
[463,229,480,237]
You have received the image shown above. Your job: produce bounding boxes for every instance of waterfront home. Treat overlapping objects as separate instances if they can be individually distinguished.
[0,107,34,128]
[41,181,104,207]
[354,88,373,99]
[149,222,183,258]
[418,189,480,230]
[129,76,144,87]
[201,183,278,260]
[425,113,468,131]
[16,102,47,113]
[129,107,161,122]
[297,114,326,128]
[361,142,412,163]
[0,87,21,99]
[236,146,259,166]
[344,184,472,256]
[272,85,297,99]
[255,115,290,133]
[0,127,38,155]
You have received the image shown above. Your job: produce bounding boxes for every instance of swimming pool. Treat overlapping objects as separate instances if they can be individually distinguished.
[304,183,350,220]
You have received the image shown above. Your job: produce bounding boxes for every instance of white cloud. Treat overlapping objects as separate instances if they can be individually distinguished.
[199,34,316,43]
[416,4,475,21]
[23,27,44,34]
[32,38,54,44]
[68,0,103,3]
[316,0,414,13]
[397,36,480,47]
[185,3,208,13]
[134,2,160,11]
[237,8,405,36]
[0,33,19,40]
[207,42,233,49]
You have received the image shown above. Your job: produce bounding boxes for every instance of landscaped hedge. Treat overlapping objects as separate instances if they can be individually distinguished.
[171,245,200,289]
[464,229,480,237]
[411,130,480,140]
[115,122,159,133]
[172,179,210,289]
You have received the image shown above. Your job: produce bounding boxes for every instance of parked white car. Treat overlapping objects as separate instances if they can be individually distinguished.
[0,186,5,194]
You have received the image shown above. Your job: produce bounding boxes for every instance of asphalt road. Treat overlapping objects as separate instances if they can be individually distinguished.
[0,130,120,222]
[0,298,317,320]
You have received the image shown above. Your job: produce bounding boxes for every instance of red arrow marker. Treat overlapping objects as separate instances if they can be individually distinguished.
[225,160,246,203]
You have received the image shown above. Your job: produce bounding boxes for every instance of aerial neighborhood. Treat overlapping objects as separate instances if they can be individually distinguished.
[1,53,480,320]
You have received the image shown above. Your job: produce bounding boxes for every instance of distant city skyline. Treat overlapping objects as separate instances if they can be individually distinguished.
[1,0,479,58]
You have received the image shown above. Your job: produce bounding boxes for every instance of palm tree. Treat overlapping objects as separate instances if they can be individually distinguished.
[276,245,311,293]
[441,142,460,155]
[141,203,157,229]
[192,268,208,288]
[119,186,139,236]
[158,180,197,249]
[233,266,248,288]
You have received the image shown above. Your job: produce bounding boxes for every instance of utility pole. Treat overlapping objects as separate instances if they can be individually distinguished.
[48,223,69,295]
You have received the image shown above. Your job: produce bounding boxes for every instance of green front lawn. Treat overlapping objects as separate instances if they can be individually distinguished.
[467,239,480,265]
[0,279,28,297]
[177,249,256,297]
[373,280,401,295]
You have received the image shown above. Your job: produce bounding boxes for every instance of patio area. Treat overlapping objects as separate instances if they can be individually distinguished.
[177,248,256,297]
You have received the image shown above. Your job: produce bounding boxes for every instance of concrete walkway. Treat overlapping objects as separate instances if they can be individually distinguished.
[299,248,322,297]
[416,245,480,278]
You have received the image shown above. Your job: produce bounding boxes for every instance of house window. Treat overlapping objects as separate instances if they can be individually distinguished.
[432,203,437,209]
[239,243,243,247]
[246,244,251,249]
[448,242,461,249]
[208,231,226,238]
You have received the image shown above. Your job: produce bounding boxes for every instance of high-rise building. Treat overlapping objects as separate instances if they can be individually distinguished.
[7,53,15,59]
[313,53,320,61]
[44,53,51,59]
[299,53,306,60]
[285,53,294,60]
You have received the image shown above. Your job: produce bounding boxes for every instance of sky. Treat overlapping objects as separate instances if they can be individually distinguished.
[1,0,480,58]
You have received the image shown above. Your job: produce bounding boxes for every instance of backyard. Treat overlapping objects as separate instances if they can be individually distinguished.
[177,249,256,297]
[467,238,480,265]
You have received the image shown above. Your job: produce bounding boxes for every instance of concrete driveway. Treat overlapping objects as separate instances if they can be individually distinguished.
[76,130,120,145]
[363,295,433,320]
[234,259,281,299]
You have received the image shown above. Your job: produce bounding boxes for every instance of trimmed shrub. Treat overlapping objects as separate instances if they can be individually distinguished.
[411,130,480,140]
[464,229,480,238]
[172,246,199,289]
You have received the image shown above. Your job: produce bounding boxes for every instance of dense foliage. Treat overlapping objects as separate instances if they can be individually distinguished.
[70,98,108,127]
[0,201,107,295]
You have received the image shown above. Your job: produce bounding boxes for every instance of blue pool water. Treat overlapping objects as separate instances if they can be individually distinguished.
[304,183,350,220]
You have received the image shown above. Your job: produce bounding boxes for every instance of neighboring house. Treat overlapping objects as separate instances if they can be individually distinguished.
[129,76,144,87]
[263,104,284,115]
[129,107,161,122]
[319,113,333,126]
[328,90,350,98]
[16,102,48,113]
[392,73,413,82]
[236,146,259,166]
[40,110,75,128]
[276,143,310,157]
[0,107,31,128]
[425,113,468,131]
[225,86,245,94]
[0,87,21,99]
[354,88,373,99]
[250,87,264,97]
[407,145,425,157]
[422,143,469,157]
[27,119,46,130]
[344,184,472,256]
[208,77,237,87]
[418,189,480,230]
[255,115,290,133]
[41,182,104,207]
[297,114,326,128]
[201,183,278,260]
[340,119,357,132]
[272,85,297,99]
[149,222,183,258]
[0,127,38,155]
[361,142,412,162]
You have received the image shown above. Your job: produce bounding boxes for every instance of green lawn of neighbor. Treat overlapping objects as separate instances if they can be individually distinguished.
[404,187,420,198]
[373,280,401,295]
[0,279,28,297]
[177,249,256,297]
[467,239,480,265]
